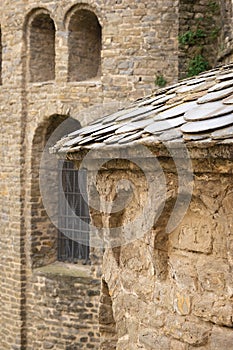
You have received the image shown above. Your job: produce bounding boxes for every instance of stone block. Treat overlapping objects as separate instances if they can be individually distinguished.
[171,339,187,350]
[193,293,233,327]
[139,303,166,328]
[43,342,55,349]
[192,293,215,321]
[197,258,228,292]
[172,214,213,254]
[210,326,233,349]
[99,339,117,350]
[139,329,170,350]
[165,315,211,346]
[169,252,198,291]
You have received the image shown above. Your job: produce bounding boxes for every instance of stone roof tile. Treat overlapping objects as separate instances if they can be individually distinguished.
[51,64,233,154]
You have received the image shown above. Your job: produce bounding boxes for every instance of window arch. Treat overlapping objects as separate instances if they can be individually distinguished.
[28,12,55,82]
[68,9,102,82]
[30,115,88,268]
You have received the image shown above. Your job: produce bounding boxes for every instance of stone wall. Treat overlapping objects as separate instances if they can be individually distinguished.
[99,278,117,350]
[218,0,233,63]
[178,0,233,78]
[0,0,180,348]
[26,263,100,349]
[0,0,233,349]
[0,26,2,85]
[178,0,223,79]
[81,147,233,349]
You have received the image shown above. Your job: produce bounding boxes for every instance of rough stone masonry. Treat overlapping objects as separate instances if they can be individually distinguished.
[54,63,233,349]
[0,0,233,349]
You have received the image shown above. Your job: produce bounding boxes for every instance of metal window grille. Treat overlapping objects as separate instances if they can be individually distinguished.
[58,160,90,263]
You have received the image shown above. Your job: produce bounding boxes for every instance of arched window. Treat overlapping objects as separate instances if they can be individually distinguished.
[29,12,55,82]
[68,9,101,82]
[58,160,90,263]
[0,26,2,85]
[30,115,90,268]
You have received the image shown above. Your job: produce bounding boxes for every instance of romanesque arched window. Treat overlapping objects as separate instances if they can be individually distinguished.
[68,9,101,82]
[29,12,55,82]
[0,26,2,85]
[31,115,90,268]
[58,160,90,263]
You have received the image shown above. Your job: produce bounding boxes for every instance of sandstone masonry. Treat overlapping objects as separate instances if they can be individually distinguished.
[71,145,233,350]
[0,0,232,349]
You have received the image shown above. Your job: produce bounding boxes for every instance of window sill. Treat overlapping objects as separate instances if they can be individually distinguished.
[27,80,55,86]
[67,78,102,87]
[33,261,93,279]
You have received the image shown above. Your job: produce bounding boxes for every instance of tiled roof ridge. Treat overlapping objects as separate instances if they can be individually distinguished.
[52,63,233,154]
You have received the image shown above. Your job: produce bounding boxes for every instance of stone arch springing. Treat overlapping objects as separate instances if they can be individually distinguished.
[30,115,81,268]
[27,10,55,82]
[0,26,2,85]
[67,8,102,82]
[99,278,117,350]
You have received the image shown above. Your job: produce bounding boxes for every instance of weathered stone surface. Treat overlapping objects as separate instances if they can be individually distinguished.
[139,329,171,350]
[172,214,213,254]
[193,294,233,327]
[26,264,100,350]
[170,339,187,350]
[1,1,233,350]
[174,293,192,316]
[196,258,229,293]
[165,315,211,346]
[168,251,198,292]
[99,304,115,324]
[210,326,233,349]
[84,162,233,349]
[178,0,231,79]
[0,0,180,348]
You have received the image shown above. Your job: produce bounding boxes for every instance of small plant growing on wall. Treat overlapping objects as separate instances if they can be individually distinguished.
[210,27,221,40]
[208,1,220,14]
[155,74,167,88]
[178,0,221,78]
[179,29,206,46]
[187,54,209,77]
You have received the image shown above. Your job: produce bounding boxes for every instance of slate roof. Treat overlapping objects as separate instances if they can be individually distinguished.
[52,63,233,154]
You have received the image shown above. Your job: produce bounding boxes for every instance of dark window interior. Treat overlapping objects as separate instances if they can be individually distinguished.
[58,160,90,263]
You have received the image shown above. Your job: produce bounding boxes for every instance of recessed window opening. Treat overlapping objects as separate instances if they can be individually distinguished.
[29,13,55,82]
[58,160,90,263]
[31,116,81,268]
[68,9,101,82]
